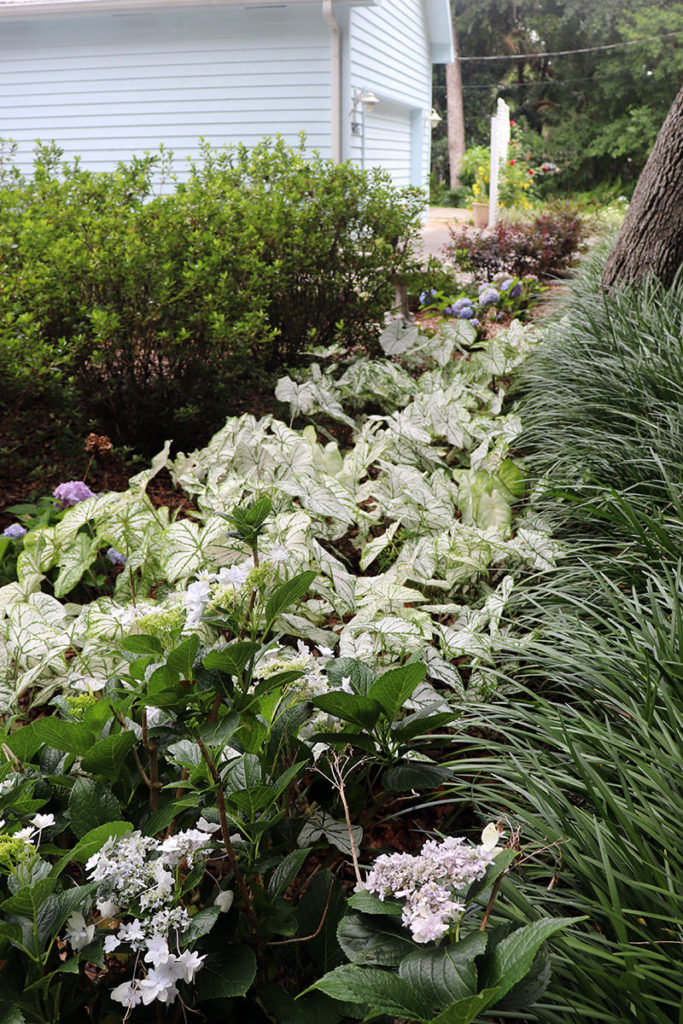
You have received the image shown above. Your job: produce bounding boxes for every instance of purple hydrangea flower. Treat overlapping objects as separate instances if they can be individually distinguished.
[501,278,515,292]
[509,282,523,298]
[3,523,27,539]
[442,305,455,316]
[106,547,126,567]
[479,287,500,306]
[53,481,97,507]
[496,312,505,322]
[471,318,480,327]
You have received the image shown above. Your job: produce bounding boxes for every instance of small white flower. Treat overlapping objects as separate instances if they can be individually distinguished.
[97,898,119,919]
[216,564,251,587]
[13,826,35,843]
[481,822,502,851]
[196,816,220,833]
[144,936,172,968]
[340,675,353,693]
[30,813,55,830]
[111,980,142,1008]
[64,912,95,951]
[176,949,205,983]
[103,934,121,953]
[117,919,146,948]
[214,889,234,913]
[317,645,334,658]
[264,544,291,566]
[139,963,180,1005]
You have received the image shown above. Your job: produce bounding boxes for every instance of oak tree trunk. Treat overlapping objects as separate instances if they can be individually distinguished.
[446,30,466,189]
[603,85,683,290]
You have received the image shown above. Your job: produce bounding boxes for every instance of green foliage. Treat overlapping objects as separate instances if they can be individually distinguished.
[431,1,683,191]
[0,137,423,451]
[447,256,683,1021]
[308,863,581,1022]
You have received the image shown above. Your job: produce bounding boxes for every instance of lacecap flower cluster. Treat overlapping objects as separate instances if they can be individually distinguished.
[363,824,501,943]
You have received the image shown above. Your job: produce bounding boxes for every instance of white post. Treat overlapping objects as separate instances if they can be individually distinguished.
[488,99,510,228]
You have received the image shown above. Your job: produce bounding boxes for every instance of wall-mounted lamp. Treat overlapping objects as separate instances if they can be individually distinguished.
[428,108,442,127]
[351,88,380,169]
[351,88,379,113]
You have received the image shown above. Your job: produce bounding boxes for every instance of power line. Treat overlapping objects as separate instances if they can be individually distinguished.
[457,29,683,61]
[457,73,660,90]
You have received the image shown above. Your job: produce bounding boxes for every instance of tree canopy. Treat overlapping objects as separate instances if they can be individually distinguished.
[433,0,683,192]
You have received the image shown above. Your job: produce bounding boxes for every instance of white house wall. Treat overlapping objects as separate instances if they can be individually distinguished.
[346,0,432,190]
[0,4,332,178]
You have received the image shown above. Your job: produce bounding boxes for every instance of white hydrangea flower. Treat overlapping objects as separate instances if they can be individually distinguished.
[481,822,502,851]
[64,912,96,951]
[30,813,55,830]
[111,980,142,1008]
[214,890,234,913]
[363,833,497,944]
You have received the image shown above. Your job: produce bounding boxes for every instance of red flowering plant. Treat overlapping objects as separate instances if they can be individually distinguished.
[499,123,560,210]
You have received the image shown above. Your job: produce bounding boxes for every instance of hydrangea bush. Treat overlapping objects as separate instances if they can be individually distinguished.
[418,273,543,330]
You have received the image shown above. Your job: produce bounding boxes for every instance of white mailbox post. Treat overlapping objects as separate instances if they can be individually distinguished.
[488,99,511,228]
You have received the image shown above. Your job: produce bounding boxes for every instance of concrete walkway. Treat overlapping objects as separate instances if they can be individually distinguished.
[418,206,472,260]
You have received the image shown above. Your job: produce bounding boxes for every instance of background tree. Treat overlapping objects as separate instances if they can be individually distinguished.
[432,0,683,194]
[603,85,683,289]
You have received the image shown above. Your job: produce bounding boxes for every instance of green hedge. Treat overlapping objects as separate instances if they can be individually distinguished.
[0,138,423,450]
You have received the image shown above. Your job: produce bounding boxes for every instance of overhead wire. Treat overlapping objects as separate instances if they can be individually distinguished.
[457,29,683,62]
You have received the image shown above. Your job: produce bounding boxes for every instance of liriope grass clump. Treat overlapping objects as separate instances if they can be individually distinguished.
[444,259,683,1022]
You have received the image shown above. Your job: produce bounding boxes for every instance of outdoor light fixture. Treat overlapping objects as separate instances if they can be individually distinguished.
[428,108,442,127]
[350,88,380,170]
[351,88,379,113]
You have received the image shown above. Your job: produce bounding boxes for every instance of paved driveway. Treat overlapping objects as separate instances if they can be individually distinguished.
[417,206,472,261]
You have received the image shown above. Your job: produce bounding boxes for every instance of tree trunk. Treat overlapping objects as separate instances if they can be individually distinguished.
[602,85,683,290]
[446,30,466,189]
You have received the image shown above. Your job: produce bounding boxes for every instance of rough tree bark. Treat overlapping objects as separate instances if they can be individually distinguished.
[603,85,683,290]
[446,29,466,188]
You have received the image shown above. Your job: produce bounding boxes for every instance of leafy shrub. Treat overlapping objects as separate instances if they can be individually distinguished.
[447,204,587,280]
[0,138,422,451]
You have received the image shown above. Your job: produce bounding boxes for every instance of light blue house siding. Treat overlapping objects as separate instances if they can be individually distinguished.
[345,0,432,188]
[0,4,332,178]
[0,0,452,190]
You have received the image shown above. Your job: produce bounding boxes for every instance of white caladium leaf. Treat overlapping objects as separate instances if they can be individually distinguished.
[298,811,362,856]
[160,520,205,582]
[53,532,100,599]
[128,439,172,494]
[359,521,401,572]
[378,319,420,356]
[7,600,71,669]
[275,372,355,428]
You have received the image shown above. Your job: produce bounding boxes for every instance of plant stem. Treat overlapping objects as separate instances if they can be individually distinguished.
[195,734,260,941]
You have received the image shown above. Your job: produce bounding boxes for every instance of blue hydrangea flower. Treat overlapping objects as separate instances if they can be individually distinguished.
[509,282,523,298]
[457,306,475,319]
[419,288,437,305]
[442,305,455,316]
[106,547,126,567]
[496,312,505,322]
[501,278,515,292]
[452,297,473,312]
[53,481,97,507]
[3,523,26,539]
[470,318,480,327]
[479,287,500,306]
